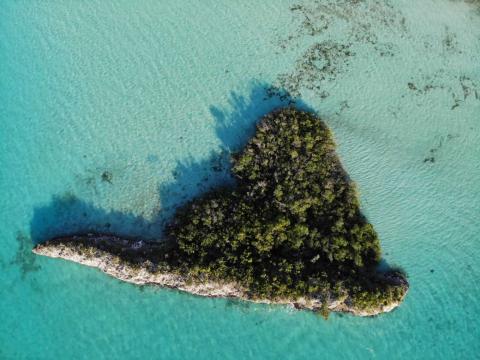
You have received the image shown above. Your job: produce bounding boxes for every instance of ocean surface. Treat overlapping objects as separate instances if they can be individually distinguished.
[1,0,479,358]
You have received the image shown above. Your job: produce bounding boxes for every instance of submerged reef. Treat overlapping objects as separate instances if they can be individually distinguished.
[34,108,408,317]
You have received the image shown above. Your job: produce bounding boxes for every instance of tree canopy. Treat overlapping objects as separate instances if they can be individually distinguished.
[165,108,406,310]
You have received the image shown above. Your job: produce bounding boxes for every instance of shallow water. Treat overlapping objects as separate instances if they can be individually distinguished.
[1,0,479,358]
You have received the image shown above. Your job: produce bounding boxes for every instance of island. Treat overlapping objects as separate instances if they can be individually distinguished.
[33,108,408,318]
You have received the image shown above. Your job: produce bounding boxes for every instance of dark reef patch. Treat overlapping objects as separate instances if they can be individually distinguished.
[442,26,460,54]
[101,171,113,184]
[276,41,354,97]
[12,232,41,278]
[275,0,479,116]
[281,0,408,49]
[408,72,479,110]
[423,134,459,164]
[274,0,408,99]
[335,100,350,116]
[74,164,127,195]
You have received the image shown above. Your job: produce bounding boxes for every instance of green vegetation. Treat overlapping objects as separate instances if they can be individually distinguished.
[164,108,407,312]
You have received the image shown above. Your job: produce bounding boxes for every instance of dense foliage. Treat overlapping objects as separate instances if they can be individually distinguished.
[166,108,405,309]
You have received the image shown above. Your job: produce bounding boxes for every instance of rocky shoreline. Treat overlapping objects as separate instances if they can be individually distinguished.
[33,235,408,317]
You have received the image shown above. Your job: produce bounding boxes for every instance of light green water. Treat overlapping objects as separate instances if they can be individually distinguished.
[1,1,479,359]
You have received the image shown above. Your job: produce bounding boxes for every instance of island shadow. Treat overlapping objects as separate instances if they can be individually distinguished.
[29,192,163,244]
[27,81,406,299]
[156,81,314,220]
[30,82,313,247]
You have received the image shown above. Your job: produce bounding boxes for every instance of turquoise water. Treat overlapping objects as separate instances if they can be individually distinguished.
[1,0,479,358]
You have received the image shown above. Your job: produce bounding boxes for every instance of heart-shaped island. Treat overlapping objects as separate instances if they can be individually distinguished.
[34,108,408,318]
